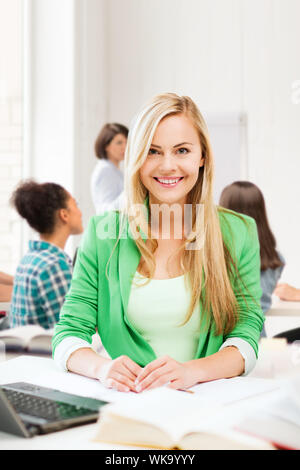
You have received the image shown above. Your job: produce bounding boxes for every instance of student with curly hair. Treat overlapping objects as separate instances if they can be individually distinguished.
[9,181,83,329]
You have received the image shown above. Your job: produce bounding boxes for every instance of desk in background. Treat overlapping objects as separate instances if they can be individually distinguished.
[267,297,300,316]
[265,296,300,338]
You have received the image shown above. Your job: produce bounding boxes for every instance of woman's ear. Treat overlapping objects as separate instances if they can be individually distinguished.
[58,208,69,224]
[199,151,205,168]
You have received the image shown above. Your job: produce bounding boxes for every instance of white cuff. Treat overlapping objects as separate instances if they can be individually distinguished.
[53,336,93,372]
[219,337,257,376]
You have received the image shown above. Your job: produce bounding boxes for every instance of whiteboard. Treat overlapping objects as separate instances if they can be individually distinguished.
[203,113,248,204]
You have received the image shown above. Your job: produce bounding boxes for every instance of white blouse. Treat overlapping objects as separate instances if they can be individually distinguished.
[90,159,124,214]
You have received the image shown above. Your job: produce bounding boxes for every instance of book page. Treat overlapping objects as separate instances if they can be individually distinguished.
[0,325,50,346]
[189,376,280,405]
[27,334,53,353]
[98,378,284,445]
[237,413,300,450]
[100,388,221,443]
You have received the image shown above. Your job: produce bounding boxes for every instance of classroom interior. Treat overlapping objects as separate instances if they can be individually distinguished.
[0,0,300,451]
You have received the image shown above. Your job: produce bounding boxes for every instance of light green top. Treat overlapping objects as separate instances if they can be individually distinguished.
[127,272,201,362]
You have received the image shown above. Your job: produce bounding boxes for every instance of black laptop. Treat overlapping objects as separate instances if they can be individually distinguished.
[0,382,108,438]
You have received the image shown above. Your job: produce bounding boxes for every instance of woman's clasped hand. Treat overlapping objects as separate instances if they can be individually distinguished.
[96,355,198,393]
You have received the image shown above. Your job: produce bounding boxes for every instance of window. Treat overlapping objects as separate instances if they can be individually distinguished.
[0,0,23,274]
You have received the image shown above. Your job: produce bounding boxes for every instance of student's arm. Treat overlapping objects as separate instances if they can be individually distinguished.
[274,283,300,301]
[52,217,141,391]
[0,283,13,302]
[223,217,265,358]
[66,348,141,392]
[0,271,14,285]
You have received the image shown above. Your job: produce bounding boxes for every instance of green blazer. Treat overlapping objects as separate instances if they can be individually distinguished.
[52,209,264,366]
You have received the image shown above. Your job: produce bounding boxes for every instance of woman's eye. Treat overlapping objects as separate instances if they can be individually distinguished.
[177,148,189,155]
[149,148,159,155]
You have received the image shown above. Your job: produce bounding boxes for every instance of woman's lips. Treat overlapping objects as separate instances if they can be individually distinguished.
[153,177,184,188]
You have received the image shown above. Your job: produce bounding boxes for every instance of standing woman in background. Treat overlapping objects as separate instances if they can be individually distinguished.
[91,123,129,214]
[219,181,285,335]
[9,180,83,329]
[53,93,264,392]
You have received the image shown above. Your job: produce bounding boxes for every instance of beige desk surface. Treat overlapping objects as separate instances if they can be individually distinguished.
[267,296,300,316]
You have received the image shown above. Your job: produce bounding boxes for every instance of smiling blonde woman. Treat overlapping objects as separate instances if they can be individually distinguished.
[52,93,264,393]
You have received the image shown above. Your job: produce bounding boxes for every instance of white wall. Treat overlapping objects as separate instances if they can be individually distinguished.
[0,0,23,273]
[242,0,300,285]
[73,0,109,229]
[26,0,75,189]
[105,0,300,286]
[24,0,108,256]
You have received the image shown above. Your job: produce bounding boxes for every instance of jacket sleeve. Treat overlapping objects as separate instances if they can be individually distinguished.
[52,217,99,355]
[224,217,265,357]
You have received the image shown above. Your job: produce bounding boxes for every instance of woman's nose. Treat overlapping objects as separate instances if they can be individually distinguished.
[158,153,177,173]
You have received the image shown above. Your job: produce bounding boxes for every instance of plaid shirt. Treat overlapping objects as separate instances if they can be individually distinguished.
[10,241,73,329]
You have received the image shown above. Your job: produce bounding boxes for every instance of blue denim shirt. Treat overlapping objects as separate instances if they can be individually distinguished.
[260,252,285,313]
[260,252,285,337]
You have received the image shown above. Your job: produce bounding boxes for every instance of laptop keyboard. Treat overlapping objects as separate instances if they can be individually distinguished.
[2,388,95,422]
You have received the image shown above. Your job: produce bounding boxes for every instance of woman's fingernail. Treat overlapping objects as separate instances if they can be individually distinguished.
[135,384,141,392]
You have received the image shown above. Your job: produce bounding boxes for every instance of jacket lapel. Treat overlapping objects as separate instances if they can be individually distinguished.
[118,234,141,315]
[118,209,147,313]
[118,200,149,314]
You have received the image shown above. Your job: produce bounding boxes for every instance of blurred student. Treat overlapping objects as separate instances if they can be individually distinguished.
[0,271,14,302]
[9,180,83,329]
[274,283,300,301]
[219,181,284,334]
[91,123,128,214]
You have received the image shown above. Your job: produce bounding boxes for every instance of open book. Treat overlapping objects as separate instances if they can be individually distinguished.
[236,375,300,450]
[93,387,273,450]
[0,325,53,354]
[0,326,104,356]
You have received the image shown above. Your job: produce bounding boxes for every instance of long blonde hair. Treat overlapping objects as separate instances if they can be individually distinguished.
[118,93,239,335]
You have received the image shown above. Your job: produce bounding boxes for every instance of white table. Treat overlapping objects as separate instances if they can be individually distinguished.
[267,297,300,316]
[0,356,277,450]
[265,296,300,338]
[0,356,142,450]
